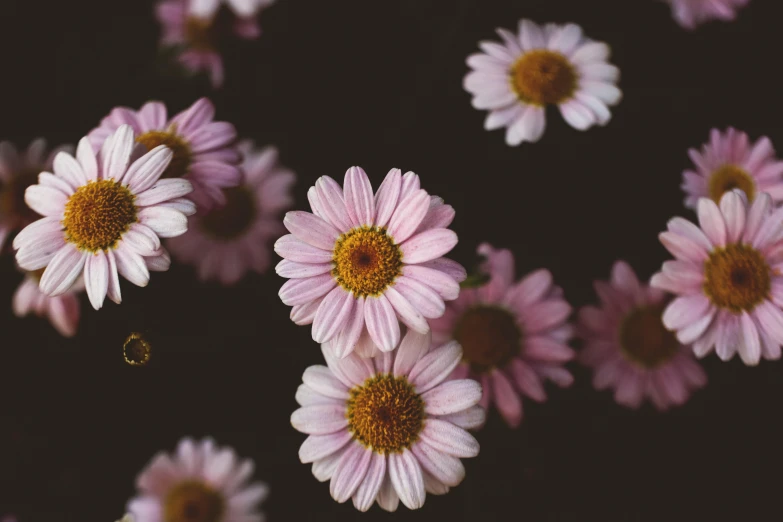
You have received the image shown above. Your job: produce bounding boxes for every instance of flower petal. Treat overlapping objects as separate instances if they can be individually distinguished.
[409,341,462,393]
[39,245,86,297]
[422,379,482,415]
[343,166,375,227]
[374,168,402,228]
[364,294,400,352]
[388,450,426,510]
[419,418,479,458]
[290,404,348,435]
[84,252,109,310]
[401,229,458,264]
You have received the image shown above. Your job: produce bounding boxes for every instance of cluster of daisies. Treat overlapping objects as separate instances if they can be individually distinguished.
[0,2,767,520]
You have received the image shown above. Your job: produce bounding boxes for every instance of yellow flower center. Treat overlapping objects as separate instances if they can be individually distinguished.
[123,332,152,366]
[184,17,217,52]
[62,179,137,252]
[346,375,425,454]
[510,50,578,106]
[708,164,755,203]
[619,305,680,368]
[453,306,522,373]
[135,131,192,180]
[703,244,771,312]
[331,226,402,297]
[0,169,42,222]
[200,187,256,240]
[164,480,224,522]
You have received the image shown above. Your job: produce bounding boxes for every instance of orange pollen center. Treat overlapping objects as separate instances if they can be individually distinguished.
[62,179,137,252]
[164,480,224,522]
[200,186,256,240]
[453,306,522,373]
[135,130,192,180]
[184,17,217,51]
[619,305,680,368]
[510,50,578,106]
[708,164,755,203]
[332,226,402,297]
[703,243,770,312]
[346,375,425,454]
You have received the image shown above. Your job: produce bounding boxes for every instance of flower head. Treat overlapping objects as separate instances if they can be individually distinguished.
[666,0,750,30]
[88,98,240,211]
[429,244,574,427]
[579,261,707,410]
[682,128,783,209]
[651,189,783,365]
[168,140,295,284]
[275,167,465,358]
[291,330,483,511]
[464,19,621,146]
[13,268,83,337]
[0,139,72,252]
[128,437,268,522]
[13,125,195,310]
[189,0,275,19]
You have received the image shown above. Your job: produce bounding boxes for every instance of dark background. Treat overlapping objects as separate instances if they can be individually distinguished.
[0,0,781,520]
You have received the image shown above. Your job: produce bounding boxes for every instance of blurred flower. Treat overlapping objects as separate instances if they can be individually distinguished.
[13,268,83,337]
[651,190,783,365]
[88,98,241,213]
[578,261,707,410]
[0,139,72,252]
[156,0,271,89]
[429,243,574,428]
[116,515,134,522]
[291,330,483,511]
[168,140,295,284]
[666,0,750,30]
[14,125,195,310]
[275,167,465,358]
[464,19,621,146]
[128,438,268,522]
[124,332,152,366]
[681,127,783,209]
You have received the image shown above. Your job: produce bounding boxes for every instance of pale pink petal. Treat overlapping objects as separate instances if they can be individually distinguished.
[401,229,458,264]
[393,329,431,377]
[422,380,482,415]
[101,125,135,183]
[401,265,460,301]
[409,341,462,393]
[491,370,523,427]
[53,151,88,189]
[437,405,486,430]
[278,273,336,306]
[39,246,86,296]
[312,287,355,344]
[419,419,479,458]
[364,294,400,352]
[84,252,109,310]
[329,297,367,358]
[114,243,151,287]
[313,176,353,231]
[24,185,67,217]
[374,168,402,227]
[302,365,349,400]
[387,189,430,244]
[352,452,386,512]
[510,359,547,401]
[138,206,188,238]
[284,211,340,250]
[343,166,375,227]
[393,276,445,319]
[299,432,353,464]
[330,442,371,503]
[376,473,400,512]
[388,450,426,510]
[662,294,712,330]
[385,286,429,334]
[275,234,333,264]
[134,178,193,207]
[290,404,348,435]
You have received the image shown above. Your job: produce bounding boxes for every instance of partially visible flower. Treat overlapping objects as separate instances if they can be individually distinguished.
[0,139,72,252]
[464,19,621,146]
[168,140,295,284]
[430,243,574,428]
[681,128,783,209]
[89,98,240,212]
[116,515,134,522]
[666,0,750,30]
[579,261,707,410]
[13,269,83,338]
[275,167,465,358]
[651,190,783,365]
[156,0,269,89]
[291,329,483,512]
[14,125,195,310]
[128,437,268,522]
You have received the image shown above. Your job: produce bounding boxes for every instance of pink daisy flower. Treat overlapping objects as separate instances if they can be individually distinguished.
[275,167,465,358]
[681,128,783,209]
[578,261,707,411]
[189,0,275,19]
[291,329,483,512]
[651,189,783,366]
[13,125,195,310]
[0,139,73,252]
[128,437,268,522]
[666,0,750,30]
[13,269,83,338]
[88,98,241,212]
[156,0,264,89]
[464,19,621,146]
[429,243,574,428]
[168,140,295,285]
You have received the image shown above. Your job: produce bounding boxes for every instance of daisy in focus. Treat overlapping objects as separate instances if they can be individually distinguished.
[156,0,272,89]
[464,19,621,146]
[88,98,240,212]
[429,244,574,428]
[13,269,83,338]
[128,437,268,522]
[0,139,72,252]
[665,0,750,30]
[13,125,195,310]
[651,189,783,365]
[168,140,295,284]
[276,167,465,358]
[681,128,783,209]
[291,329,483,511]
[578,261,707,410]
